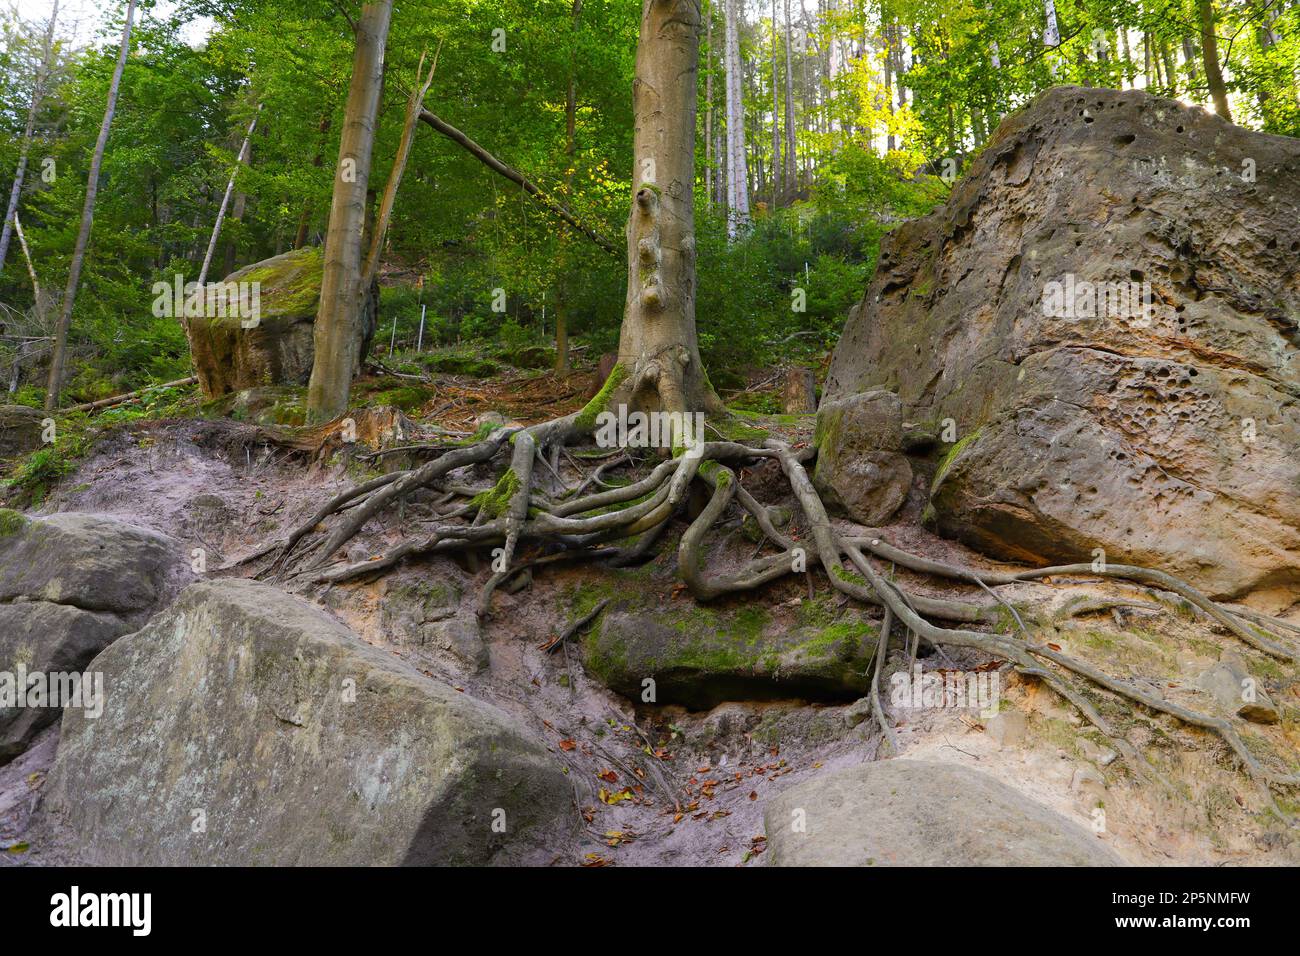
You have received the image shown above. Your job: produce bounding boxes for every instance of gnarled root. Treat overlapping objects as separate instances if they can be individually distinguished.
[236,412,1300,817]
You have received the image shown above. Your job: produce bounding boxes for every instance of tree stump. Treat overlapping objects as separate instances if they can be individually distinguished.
[782,366,816,414]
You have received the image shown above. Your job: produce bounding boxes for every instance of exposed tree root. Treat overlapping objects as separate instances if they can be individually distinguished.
[237,406,1300,819]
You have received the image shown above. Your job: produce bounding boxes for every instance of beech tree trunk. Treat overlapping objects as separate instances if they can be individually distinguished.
[1196,0,1233,122]
[723,0,749,236]
[0,0,59,277]
[613,0,719,417]
[45,0,135,412]
[783,0,796,190]
[704,6,714,209]
[198,104,262,288]
[770,0,781,203]
[555,0,584,373]
[306,0,392,424]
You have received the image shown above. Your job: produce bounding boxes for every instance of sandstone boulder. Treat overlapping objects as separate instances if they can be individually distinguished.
[764,759,1123,866]
[812,390,912,525]
[43,579,572,865]
[823,86,1300,599]
[0,405,44,459]
[188,247,377,399]
[0,511,190,761]
[584,599,876,709]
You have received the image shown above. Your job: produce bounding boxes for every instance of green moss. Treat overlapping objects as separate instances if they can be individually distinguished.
[575,363,627,433]
[930,425,984,493]
[364,384,435,412]
[0,508,28,536]
[708,415,769,444]
[471,469,522,518]
[831,565,867,587]
[418,351,499,378]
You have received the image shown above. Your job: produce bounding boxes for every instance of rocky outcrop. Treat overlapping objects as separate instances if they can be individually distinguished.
[584,597,876,709]
[42,579,572,865]
[812,390,912,525]
[0,405,44,459]
[0,512,190,761]
[764,759,1123,866]
[823,86,1300,599]
[188,247,377,399]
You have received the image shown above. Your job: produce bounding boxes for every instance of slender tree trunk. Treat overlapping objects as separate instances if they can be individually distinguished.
[45,0,134,412]
[295,114,332,249]
[723,0,750,236]
[198,104,262,287]
[555,0,583,373]
[614,0,718,416]
[771,0,781,203]
[883,22,895,151]
[1160,40,1177,93]
[0,0,59,277]
[705,4,714,210]
[306,0,392,424]
[783,0,796,188]
[1196,0,1233,121]
[364,44,439,286]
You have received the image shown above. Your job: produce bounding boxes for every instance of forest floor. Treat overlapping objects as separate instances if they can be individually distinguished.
[3,356,1299,866]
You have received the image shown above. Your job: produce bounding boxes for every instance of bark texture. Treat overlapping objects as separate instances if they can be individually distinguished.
[614,0,719,417]
[306,0,392,424]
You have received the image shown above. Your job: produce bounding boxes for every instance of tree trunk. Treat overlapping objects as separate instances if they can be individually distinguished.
[198,104,262,287]
[0,0,59,277]
[1196,0,1233,121]
[613,0,719,417]
[770,0,781,203]
[782,366,816,413]
[704,4,714,210]
[364,44,438,287]
[723,0,749,236]
[1160,40,1177,94]
[45,0,134,412]
[556,0,583,373]
[306,0,393,424]
[294,114,332,249]
[783,0,796,188]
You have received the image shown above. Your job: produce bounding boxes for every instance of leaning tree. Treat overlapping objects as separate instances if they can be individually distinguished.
[237,0,1300,818]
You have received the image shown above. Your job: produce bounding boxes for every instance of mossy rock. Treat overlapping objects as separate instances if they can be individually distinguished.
[582,598,876,709]
[201,385,309,426]
[189,247,376,399]
[417,351,499,378]
[0,405,45,460]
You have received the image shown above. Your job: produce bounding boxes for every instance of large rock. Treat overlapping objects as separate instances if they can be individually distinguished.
[812,390,913,525]
[0,405,44,459]
[42,579,572,865]
[0,511,189,761]
[764,759,1124,866]
[823,86,1300,599]
[188,247,377,399]
[584,598,876,709]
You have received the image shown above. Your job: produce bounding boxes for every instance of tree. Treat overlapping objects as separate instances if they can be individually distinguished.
[0,0,59,277]
[612,0,720,417]
[1196,0,1232,122]
[44,0,135,411]
[305,0,393,424]
[723,0,750,235]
